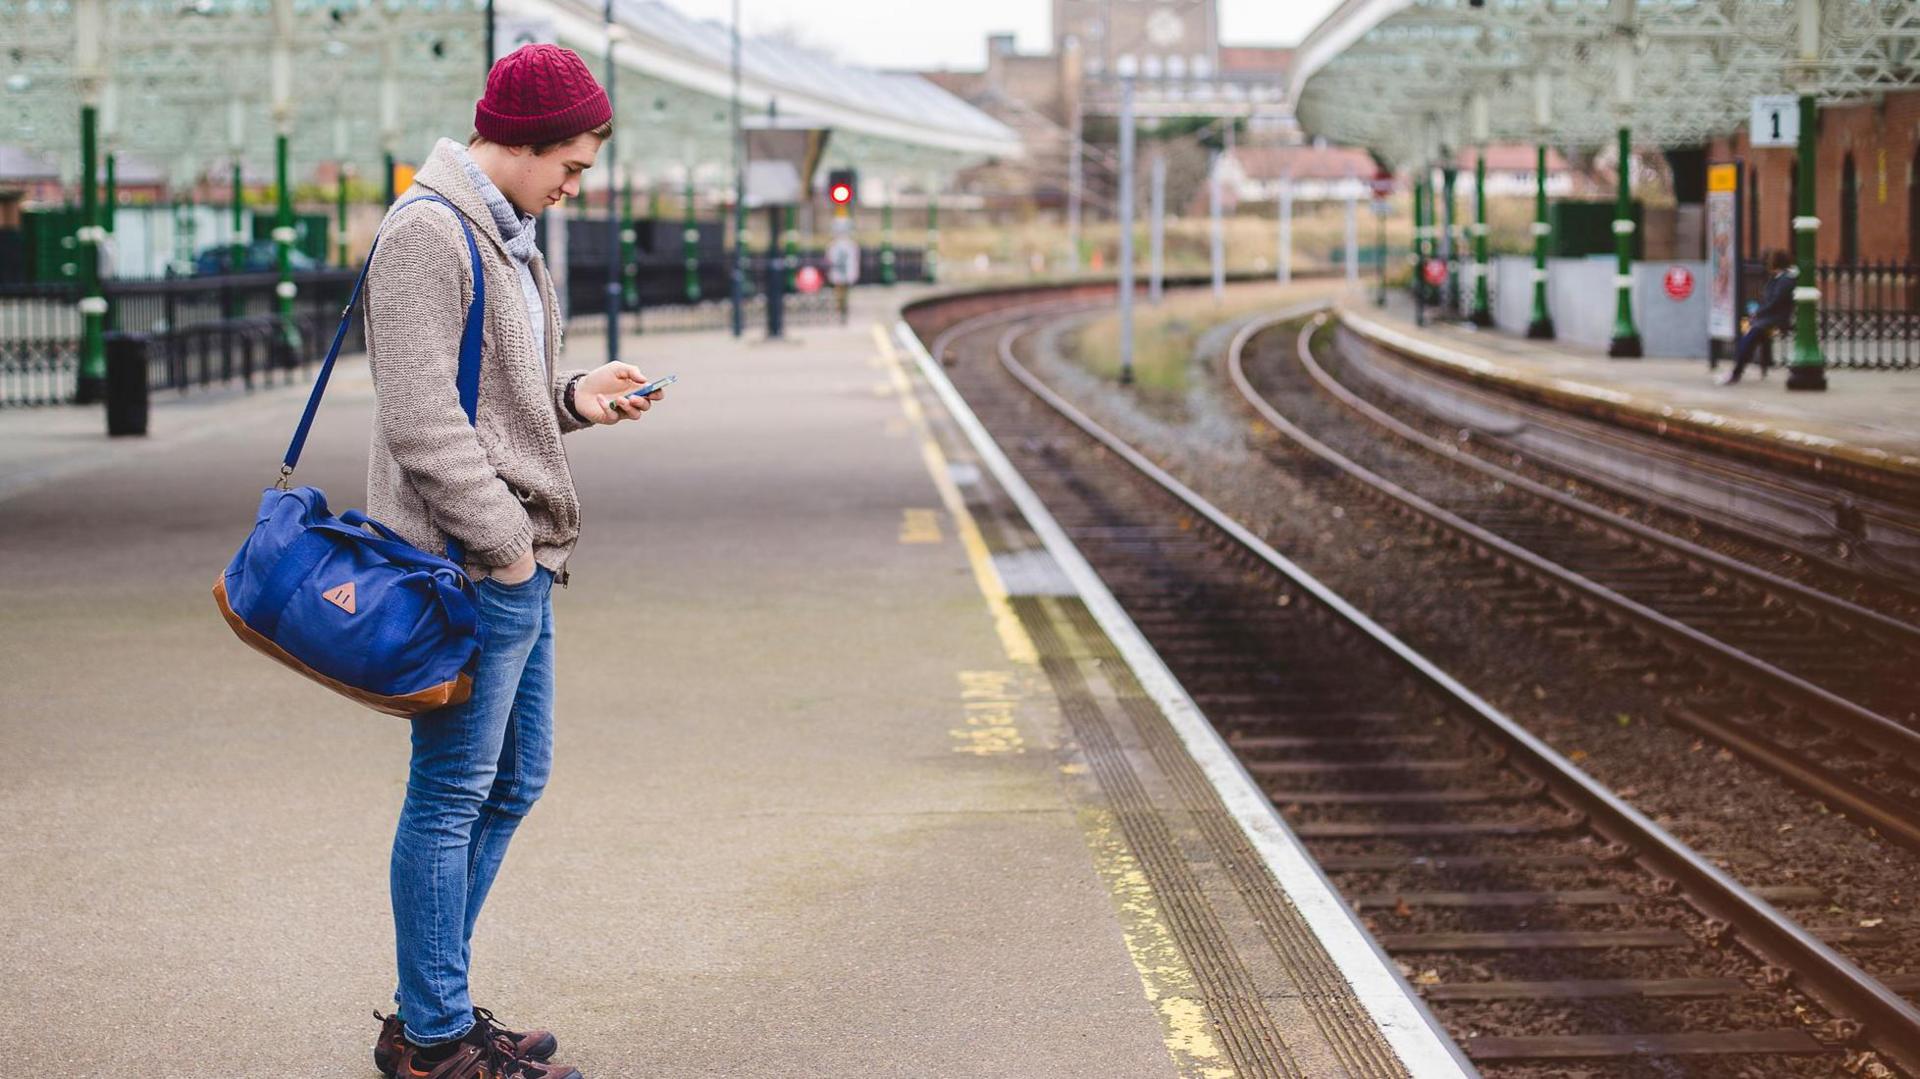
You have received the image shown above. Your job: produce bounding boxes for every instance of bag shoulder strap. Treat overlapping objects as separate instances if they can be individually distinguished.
[276,193,486,486]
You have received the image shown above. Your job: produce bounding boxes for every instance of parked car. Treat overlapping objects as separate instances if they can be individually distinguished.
[193,240,319,276]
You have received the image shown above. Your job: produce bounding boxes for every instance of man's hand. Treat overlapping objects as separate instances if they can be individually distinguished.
[494,549,539,585]
[574,362,666,425]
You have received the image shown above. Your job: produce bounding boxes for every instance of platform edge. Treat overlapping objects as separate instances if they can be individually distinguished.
[892,317,1477,1079]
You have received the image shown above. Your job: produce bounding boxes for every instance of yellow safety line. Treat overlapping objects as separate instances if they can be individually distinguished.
[871,321,1233,1079]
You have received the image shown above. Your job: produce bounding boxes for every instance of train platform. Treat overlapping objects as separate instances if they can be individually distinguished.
[0,288,1465,1077]
[1337,295,1920,497]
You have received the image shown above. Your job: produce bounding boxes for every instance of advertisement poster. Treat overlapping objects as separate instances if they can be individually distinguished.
[1706,163,1739,341]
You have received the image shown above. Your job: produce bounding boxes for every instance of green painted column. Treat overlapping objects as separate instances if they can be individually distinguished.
[231,162,246,276]
[782,204,798,290]
[1411,175,1427,298]
[273,131,298,350]
[103,152,117,237]
[1526,143,1555,339]
[681,172,700,302]
[1441,165,1458,314]
[1786,93,1827,391]
[336,163,349,268]
[620,171,637,310]
[383,152,396,205]
[925,190,939,284]
[880,195,896,286]
[1470,150,1491,326]
[1608,125,1643,357]
[76,103,106,403]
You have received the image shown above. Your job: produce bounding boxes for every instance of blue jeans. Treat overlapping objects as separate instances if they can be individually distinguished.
[390,566,555,1044]
[1730,320,1784,381]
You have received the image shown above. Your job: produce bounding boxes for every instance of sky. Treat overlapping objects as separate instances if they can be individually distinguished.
[660,0,1344,72]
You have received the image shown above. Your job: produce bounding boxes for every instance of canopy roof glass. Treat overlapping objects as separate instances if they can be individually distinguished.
[1290,0,1920,168]
[0,0,1020,190]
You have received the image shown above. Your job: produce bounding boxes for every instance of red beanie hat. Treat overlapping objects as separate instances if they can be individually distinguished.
[474,44,612,147]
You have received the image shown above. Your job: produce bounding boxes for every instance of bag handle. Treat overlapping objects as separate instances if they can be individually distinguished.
[276,194,486,487]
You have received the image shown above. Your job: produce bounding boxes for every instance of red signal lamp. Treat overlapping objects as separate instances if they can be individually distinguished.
[829,182,853,206]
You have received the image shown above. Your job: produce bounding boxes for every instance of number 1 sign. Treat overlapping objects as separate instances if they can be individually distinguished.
[1751,95,1799,148]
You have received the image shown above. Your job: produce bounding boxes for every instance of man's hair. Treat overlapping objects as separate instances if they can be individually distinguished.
[1766,248,1793,271]
[469,119,615,156]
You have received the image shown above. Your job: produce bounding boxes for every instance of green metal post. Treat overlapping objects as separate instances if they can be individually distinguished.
[1411,175,1426,295]
[273,131,297,350]
[336,163,349,268]
[1470,150,1491,326]
[926,190,939,284]
[103,152,117,236]
[1527,143,1555,339]
[782,204,798,290]
[1787,93,1827,390]
[384,152,396,205]
[880,197,895,286]
[621,171,637,310]
[76,103,106,403]
[231,162,245,275]
[682,172,700,302]
[1441,165,1458,314]
[1608,125,1643,357]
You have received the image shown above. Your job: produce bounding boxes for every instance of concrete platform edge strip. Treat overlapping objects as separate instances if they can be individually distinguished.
[1337,302,1920,481]
[892,318,1476,1079]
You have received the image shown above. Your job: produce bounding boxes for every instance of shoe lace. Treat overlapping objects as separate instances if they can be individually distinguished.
[469,1011,539,1079]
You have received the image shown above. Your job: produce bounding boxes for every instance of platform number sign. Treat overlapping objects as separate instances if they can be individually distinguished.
[1750,95,1799,148]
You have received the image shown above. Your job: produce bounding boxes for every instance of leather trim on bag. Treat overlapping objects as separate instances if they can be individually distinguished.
[213,577,472,718]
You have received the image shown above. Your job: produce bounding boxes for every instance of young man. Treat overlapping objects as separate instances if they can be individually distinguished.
[362,44,663,1079]
[1723,248,1796,385]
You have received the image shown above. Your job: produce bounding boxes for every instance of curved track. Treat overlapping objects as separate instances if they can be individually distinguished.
[907,290,1920,1077]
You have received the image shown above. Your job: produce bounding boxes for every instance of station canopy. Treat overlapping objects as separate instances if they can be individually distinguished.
[0,0,1022,192]
[1289,0,1920,169]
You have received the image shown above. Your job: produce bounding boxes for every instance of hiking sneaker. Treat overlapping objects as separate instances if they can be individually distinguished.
[374,1008,563,1078]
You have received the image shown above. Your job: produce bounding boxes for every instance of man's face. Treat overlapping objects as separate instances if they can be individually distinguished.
[498,134,602,215]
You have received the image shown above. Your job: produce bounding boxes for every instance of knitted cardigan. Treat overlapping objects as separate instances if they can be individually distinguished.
[364,137,593,586]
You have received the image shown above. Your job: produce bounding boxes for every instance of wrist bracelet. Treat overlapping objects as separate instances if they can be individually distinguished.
[562,372,590,424]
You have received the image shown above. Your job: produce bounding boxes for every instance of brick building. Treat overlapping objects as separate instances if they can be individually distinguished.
[1709,89,1920,264]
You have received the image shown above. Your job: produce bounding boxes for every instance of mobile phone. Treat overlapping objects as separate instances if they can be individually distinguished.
[621,373,678,400]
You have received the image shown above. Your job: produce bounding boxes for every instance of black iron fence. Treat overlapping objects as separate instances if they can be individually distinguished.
[0,271,354,408]
[1815,261,1919,370]
[3,247,926,407]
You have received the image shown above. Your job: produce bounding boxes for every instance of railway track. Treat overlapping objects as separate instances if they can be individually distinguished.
[908,294,1920,1077]
[1227,315,1920,843]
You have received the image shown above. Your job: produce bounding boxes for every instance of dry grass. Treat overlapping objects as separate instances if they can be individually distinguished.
[1067,280,1339,392]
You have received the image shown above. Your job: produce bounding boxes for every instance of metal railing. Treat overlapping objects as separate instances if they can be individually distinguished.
[1816,261,1920,370]
[1,271,354,407]
[3,248,930,408]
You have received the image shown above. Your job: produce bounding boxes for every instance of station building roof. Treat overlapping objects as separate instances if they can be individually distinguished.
[0,0,1020,194]
[1289,0,1920,169]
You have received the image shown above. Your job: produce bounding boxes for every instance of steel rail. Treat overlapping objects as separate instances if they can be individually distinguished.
[975,306,1920,1074]
[1230,316,1920,791]
[1224,314,1920,852]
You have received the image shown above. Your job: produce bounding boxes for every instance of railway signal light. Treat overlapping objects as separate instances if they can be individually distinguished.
[827,168,857,207]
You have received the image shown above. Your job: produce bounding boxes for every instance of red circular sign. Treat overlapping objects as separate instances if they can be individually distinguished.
[1421,259,1448,287]
[1663,265,1694,301]
[1370,170,1395,199]
[795,265,823,293]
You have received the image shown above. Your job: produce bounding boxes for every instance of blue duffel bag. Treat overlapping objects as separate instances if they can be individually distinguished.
[214,194,489,717]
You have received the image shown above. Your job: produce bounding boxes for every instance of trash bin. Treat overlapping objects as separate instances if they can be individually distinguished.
[104,331,149,437]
